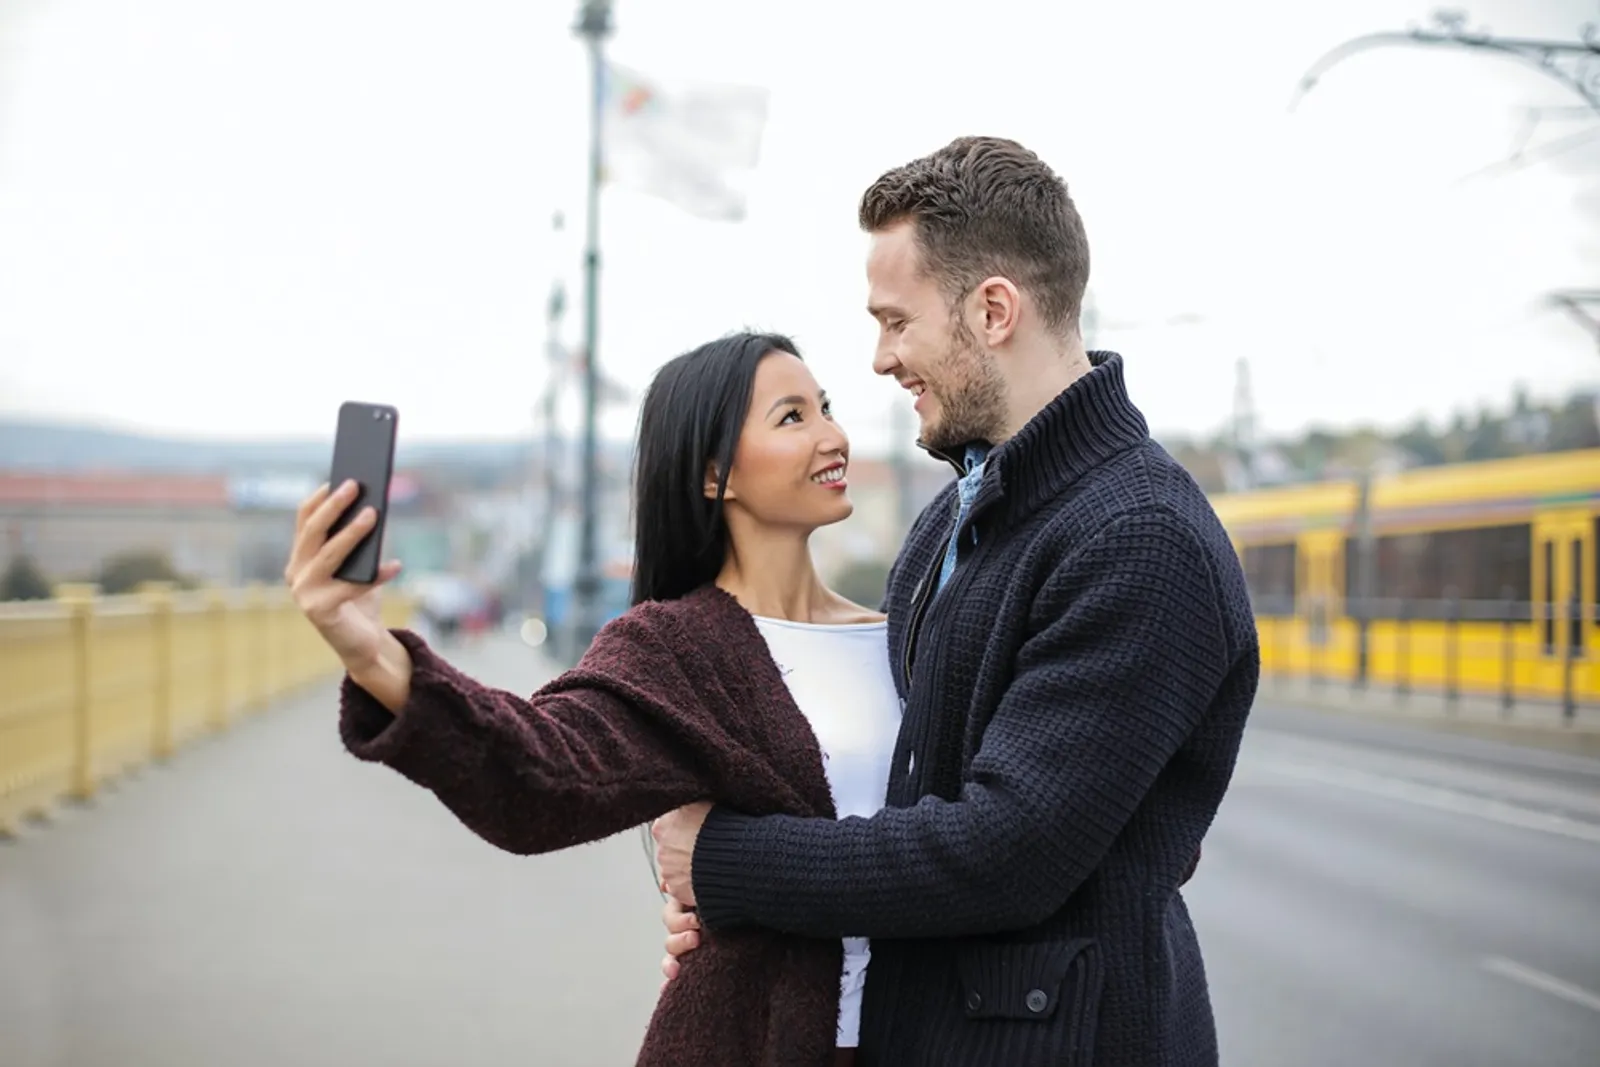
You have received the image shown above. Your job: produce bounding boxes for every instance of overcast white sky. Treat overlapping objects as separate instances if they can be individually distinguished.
[0,0,1595,456]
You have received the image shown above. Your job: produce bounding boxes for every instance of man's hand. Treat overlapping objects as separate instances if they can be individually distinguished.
[651,801,712,906]
[658,898,701,992]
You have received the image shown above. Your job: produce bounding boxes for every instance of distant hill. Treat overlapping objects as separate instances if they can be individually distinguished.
[0,417,631,477]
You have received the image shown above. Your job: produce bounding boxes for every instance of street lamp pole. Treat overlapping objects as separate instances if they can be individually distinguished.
[572,0,613,653]
[1549,290,1600,357]
[1290,12,1600,115]
[1290,12,1600,361]
[531,213,568,624]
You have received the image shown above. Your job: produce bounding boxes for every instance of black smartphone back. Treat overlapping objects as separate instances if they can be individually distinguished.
[327,401,399,584]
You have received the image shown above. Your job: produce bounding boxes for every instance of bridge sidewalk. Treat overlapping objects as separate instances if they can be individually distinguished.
[0,634,667,1067]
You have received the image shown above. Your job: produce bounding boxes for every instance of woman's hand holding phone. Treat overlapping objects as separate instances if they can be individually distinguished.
[285,479,411,712]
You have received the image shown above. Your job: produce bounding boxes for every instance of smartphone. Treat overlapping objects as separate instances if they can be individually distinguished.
[327,401,399,584]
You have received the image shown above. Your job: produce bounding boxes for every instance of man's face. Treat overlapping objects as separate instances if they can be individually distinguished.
[866,222,1006,454]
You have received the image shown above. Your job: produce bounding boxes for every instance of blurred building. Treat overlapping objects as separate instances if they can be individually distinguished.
[0,468,473,591]
[0,472,238,586]
[0,440,959,601]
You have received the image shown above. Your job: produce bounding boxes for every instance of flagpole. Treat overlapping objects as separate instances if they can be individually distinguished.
[572,0,612,654]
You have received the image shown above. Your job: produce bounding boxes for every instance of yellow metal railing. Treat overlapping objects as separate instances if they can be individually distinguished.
[0,582,411,835]
[1252,607,1596,716]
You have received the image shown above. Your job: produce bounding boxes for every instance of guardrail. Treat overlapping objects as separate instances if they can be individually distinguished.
[1251,595,1595,722]
[0,581,411,836]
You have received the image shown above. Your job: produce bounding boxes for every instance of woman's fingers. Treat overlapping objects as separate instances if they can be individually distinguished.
[288,480,356,576]
[664,930,699,958]
[286,484,331,578]
[309,505,377,579]
[307,480,361,542]
[295,482,331,526]
[661,897,700,934]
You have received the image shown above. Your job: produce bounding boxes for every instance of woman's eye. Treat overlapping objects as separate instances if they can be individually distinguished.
[780,408,802,424]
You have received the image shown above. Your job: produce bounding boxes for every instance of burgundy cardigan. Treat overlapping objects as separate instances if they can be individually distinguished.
[338,585,842,1067]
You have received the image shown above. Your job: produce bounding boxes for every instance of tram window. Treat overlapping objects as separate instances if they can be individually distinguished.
[1346,523,1532,621]
[1241,543,1295,617]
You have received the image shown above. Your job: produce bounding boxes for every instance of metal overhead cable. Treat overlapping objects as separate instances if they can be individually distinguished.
[1289,11,1600,115]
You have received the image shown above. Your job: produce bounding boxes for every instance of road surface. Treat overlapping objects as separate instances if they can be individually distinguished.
[2,635,1596,1066]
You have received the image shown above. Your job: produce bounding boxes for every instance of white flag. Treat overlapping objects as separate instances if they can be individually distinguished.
[601,63,770,222]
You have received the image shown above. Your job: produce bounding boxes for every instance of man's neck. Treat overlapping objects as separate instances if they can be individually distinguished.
[997,339,1092,443]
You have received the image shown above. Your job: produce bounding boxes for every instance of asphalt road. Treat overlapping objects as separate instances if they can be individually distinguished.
[1193,701,1600,1067]
[2,635,1597,1066]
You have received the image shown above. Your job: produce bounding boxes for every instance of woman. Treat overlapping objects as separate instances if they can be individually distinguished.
[285,332,900,1067]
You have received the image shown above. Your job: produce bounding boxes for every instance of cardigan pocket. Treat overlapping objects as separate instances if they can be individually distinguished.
[955,937,1104,1063]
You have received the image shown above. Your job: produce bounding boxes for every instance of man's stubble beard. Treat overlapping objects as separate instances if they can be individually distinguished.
[921,314,1008,455]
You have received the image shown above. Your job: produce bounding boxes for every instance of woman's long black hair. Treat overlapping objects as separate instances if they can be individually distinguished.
[629,331,802,607]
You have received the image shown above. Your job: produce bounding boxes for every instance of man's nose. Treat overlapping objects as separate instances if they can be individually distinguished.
[871,340,898,377]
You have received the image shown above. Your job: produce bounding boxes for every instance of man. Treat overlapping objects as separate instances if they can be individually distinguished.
[652,136,1259,1066]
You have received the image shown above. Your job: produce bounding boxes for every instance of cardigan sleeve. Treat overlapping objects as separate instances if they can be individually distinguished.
[340,625,710,857]
[690,509,1234,938]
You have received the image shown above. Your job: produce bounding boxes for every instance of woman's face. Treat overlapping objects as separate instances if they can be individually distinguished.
[715,351,853,532]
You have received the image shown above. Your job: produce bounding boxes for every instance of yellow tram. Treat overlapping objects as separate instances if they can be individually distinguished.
[1209,449,1599,705]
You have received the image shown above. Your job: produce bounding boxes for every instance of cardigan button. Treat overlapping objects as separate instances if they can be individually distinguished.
[965,991,982,1012]
[1025,989,1049,1013]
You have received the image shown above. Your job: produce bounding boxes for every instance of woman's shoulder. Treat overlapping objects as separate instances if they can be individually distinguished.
[573,586,762,681]
[606,584,754,635]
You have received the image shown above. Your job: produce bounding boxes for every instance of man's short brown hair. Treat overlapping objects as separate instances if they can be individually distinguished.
[858,136,1090,335]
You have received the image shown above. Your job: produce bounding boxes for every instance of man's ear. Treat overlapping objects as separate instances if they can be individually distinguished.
[973,274,1022,348]
[704,462,736,501]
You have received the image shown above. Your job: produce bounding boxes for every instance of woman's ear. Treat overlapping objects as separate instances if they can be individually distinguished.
[704,462,737,502]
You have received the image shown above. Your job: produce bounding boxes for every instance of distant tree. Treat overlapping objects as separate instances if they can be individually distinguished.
[1,554,52,601]
[1158,383,1598,492]
[1163,440,1228,493]
[1281,428,1340,479]
[1463,404,1508,462]
[832,558,894,610]
[239,548,286,584]
[96,551,187,595]
[1394,417,1446,466]
[1550,392,1600,451]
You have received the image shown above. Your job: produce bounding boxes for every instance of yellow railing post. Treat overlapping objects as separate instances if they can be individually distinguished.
[1,580,404,835]
[245,582,268,712]
[54,583,99,801]
[139,581,177,760]
[206,585,230,732]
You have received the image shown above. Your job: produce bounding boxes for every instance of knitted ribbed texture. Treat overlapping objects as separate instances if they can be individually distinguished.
[692,353,1261,1066]
[338,586,845,1067]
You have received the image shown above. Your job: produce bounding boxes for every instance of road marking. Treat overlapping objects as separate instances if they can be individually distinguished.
[1251,757,1600,845]
[1481,956,1600,1014]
